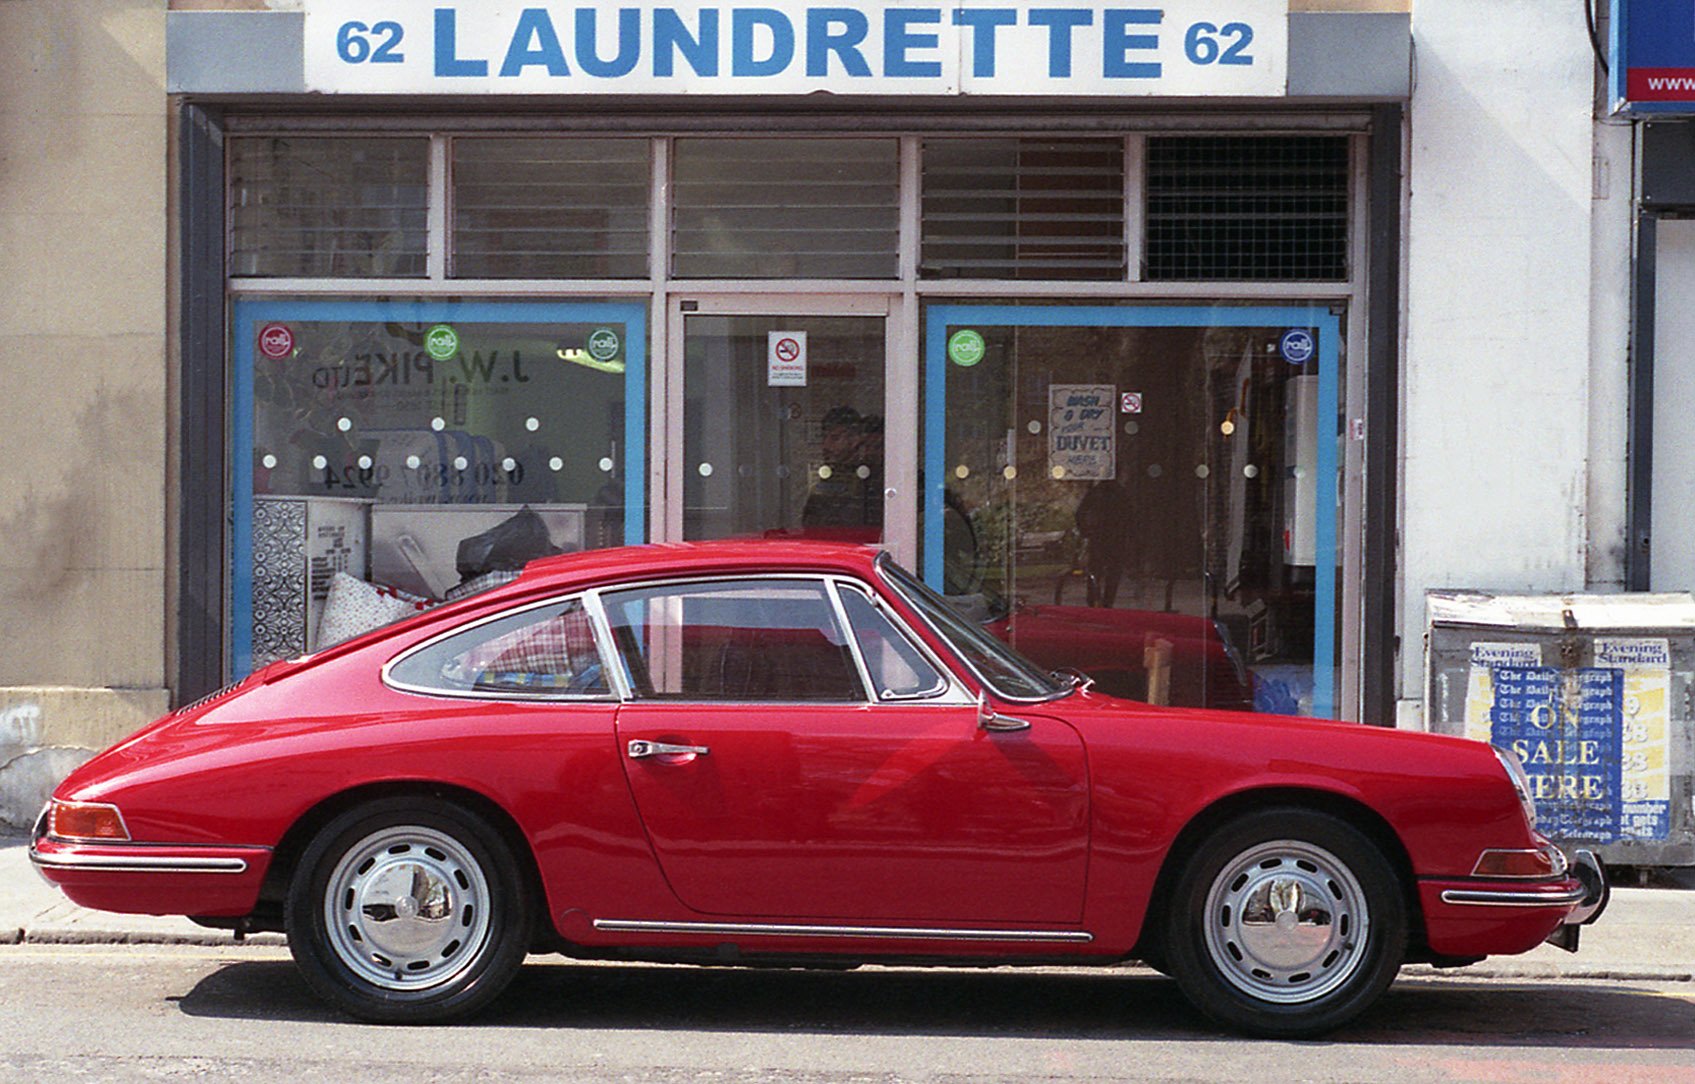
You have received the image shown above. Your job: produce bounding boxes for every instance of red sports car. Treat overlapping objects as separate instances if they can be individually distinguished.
[31,541,1605,1036]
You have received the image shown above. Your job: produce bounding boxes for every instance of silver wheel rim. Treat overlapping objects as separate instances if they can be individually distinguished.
[1202,839,1370,1005]
[323,825,493,993]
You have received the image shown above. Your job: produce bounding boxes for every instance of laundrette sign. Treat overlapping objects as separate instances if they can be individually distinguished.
[303,1,1288,96]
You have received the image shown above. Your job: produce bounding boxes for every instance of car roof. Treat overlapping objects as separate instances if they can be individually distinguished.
[517,539,886,590]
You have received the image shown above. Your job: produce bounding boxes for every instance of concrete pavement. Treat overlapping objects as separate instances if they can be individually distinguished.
[2,829,1691,980]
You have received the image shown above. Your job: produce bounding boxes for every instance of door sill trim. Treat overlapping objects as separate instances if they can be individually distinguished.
[591,919,1092,943]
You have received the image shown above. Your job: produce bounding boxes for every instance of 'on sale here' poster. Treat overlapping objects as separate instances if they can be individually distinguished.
[1462,638,1672,842]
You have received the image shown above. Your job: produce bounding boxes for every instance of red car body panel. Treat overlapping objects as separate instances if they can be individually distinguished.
[37,541,1584,964]
[615,700,1089,923]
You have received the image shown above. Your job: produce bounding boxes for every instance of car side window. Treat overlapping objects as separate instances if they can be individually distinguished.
[837,587,947,699]
[387,598,609,697]
[601,578,865,701]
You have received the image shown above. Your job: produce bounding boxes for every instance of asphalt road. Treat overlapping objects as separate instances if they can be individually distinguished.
[0,945,1691,1083]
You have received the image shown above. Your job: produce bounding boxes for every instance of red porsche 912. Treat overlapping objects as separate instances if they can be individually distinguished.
[31,541,1605,1036]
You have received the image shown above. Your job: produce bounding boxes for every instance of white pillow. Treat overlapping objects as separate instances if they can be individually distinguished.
[315,573,434,650]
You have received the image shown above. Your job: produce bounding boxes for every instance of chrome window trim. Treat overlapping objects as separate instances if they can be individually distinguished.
[591,918,1092,943]
[825,578,878,698]
[828,576,961,704]
[593,573,873,704]
[380,593,621,704]
[872,553,1070,704]
[580,589,634,701]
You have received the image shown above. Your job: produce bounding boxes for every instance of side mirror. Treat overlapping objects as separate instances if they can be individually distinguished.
[977,690,1031,733]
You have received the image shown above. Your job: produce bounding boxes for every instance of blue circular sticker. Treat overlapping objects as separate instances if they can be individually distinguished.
[1279,328,1315,365]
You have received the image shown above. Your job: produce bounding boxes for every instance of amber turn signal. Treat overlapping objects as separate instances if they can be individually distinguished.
[47,800,130,842]
[1471,844,1567,879]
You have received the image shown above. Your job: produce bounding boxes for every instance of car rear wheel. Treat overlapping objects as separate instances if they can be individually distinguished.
[1162,808,1406,1038]
[285,798,530,1023]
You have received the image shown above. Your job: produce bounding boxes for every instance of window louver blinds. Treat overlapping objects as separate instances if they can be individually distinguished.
[921,139,1127,281]
[671,138,900,279]
[451,138,650,280]
[228,137,429,278]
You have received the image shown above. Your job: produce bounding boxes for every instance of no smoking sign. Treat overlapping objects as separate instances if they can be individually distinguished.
[767,330,808,387]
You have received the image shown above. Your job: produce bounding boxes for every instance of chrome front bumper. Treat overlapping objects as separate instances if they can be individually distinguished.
[1544,850,1609,952]
[1434,849,1608,954]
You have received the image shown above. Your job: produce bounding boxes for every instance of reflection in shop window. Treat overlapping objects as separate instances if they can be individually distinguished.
[937,318,1336,717]
[245,314,636,669]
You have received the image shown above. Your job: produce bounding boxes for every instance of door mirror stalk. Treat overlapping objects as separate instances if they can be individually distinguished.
[977,691,1032,732]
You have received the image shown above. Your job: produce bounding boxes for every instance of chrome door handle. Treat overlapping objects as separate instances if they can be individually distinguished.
[627,739,711,759]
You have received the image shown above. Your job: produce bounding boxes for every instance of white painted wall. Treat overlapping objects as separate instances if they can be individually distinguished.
[1399,2,1598,721]
[1588,120,1635,591]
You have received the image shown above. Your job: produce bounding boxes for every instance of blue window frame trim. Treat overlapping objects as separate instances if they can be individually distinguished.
[230,298,647,677]
[922,302,1342,718]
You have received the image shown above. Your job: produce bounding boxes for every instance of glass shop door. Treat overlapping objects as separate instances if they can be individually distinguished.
[670,297,894,546]
[925,304,1343,718]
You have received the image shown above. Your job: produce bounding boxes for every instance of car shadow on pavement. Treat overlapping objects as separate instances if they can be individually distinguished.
[173,959,1695,1048]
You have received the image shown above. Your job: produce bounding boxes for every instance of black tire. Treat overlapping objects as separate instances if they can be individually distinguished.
[1161,807,1406,1038]
[285,798,531,1023]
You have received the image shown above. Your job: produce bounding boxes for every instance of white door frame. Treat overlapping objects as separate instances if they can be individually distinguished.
[656,292,916,565]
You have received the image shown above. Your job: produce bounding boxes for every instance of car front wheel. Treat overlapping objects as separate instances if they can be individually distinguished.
[285,798,531,1023]
[1162,808,1407,1038]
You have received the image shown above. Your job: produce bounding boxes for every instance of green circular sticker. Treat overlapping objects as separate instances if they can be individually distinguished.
[424,324,460,361]
[948,329,986,367]
[587,328,621,362]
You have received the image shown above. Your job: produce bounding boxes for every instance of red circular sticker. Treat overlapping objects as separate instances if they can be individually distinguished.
[258,323,295,360]
[774,337,801,363]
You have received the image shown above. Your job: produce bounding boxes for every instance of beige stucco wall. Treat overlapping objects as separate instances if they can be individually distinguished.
[0,2,171,819]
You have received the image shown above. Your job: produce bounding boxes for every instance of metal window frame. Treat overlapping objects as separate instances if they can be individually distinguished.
[177,103,228,704]
[1630,211,1655,591]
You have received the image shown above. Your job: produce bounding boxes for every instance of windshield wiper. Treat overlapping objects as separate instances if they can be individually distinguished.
[1050,667,1094,694]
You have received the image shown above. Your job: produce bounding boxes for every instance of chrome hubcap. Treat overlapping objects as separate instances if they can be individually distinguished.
[323,825,492,992]
[1203,840,1369,1004]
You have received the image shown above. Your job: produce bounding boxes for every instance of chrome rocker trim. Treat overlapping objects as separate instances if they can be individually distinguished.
[28,849,250,874]
[592,919,1093,943]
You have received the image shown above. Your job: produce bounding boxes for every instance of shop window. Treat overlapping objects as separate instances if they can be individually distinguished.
[1144,136,1349,281]
[671,139,899,279]
[234,300,645,674]
[451,138,650,279]
[920,139,1126,280]
[924,304,1343,717]
[228,137,429,278]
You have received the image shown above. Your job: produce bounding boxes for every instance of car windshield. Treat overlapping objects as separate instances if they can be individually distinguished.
[876,554,1067,701]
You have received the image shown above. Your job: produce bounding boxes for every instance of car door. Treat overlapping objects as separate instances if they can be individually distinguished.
[602,575,1089,924]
